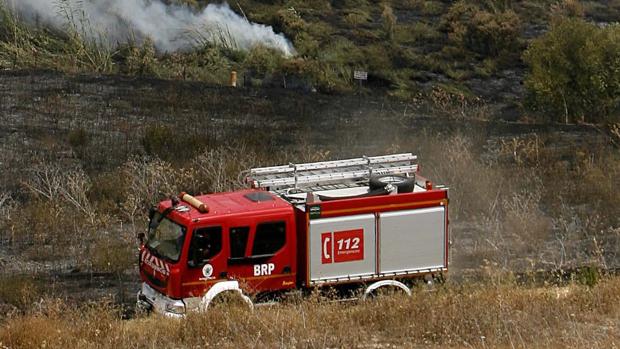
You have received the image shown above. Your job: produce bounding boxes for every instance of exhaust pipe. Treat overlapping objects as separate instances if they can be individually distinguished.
[179,192,209,213]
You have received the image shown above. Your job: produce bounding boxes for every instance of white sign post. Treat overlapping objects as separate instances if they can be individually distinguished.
[353,70,368,81]
[354,70,367,104]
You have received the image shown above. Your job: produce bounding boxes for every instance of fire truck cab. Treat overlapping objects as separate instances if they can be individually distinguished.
[137,153,449,317]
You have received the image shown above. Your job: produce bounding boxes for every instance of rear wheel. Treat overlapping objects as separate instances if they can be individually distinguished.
[361,280,411,301]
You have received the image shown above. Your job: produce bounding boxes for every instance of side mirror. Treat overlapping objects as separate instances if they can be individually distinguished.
[137,232,145,245]
[148,206,156,220]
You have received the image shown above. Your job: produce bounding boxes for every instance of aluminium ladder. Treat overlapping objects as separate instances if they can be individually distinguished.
[248,153,418,192]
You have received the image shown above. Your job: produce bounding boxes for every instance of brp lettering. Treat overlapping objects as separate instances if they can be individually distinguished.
[253,263,275,276]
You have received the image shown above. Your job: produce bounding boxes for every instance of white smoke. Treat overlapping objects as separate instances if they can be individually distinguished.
[5,0,296,56]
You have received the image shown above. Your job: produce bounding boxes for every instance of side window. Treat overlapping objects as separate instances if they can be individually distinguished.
[252,221,286,256]
[188,226,222,267]
[229,227,250,258]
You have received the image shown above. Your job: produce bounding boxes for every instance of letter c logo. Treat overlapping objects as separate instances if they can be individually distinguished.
[323,237,331,260]
[321,232,332,264]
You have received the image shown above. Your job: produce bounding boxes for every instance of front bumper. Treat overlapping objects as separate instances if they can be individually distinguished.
[137,282,186,318]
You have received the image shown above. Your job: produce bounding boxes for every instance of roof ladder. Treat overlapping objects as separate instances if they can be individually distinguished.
[248,153,418,191]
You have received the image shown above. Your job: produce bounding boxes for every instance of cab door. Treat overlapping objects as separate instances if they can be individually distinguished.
[226,214,296,294]
[181,224,227,298]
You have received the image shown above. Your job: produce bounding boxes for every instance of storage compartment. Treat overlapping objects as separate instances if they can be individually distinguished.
[379,206,446,273]
[309,214,375,282]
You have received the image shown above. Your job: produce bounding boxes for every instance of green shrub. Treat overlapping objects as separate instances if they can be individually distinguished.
[523,19,620,123]
[576,266,600,287]
[473,57,497,77]
[299,19,333,41]
[90,238,134,274]
[89,173,128,214]
[158,47,232,83]
[400,22,442,45]
[443,1,521,57]
[274,7,307,39]
[293,31,320,57]
[142,125,175,159]
[141,125,208,162]
[344,9,371,26]
[361,44,392,72]
[243,45,285,77]
[0,275,41,311]
[119,39,158,76]
[68,128,90,149]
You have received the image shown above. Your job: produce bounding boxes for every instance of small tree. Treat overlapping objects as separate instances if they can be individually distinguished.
[523,19,620,123]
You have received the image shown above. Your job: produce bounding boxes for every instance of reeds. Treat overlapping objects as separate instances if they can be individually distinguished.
[0,0,114,72]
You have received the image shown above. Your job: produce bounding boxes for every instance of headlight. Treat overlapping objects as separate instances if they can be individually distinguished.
[165,300,186,315]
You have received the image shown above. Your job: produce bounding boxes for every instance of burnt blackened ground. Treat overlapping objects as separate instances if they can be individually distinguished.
[0,70,617,309]
[0,70,606,187]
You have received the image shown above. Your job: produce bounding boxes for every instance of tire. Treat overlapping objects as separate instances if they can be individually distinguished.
[369,174,415,193]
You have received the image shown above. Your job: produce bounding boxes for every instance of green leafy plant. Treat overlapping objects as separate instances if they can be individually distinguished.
[523,18,620,123]
[443,1,521,57]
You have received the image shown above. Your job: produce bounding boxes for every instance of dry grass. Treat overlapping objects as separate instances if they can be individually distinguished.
[2,129,618,273]
[0,278,618,348]
[384,131,620,272]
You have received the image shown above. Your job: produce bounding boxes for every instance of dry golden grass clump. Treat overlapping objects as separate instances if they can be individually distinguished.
[0,278,618,348]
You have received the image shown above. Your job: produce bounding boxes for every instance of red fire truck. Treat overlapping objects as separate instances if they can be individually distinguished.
[137,153,449,316]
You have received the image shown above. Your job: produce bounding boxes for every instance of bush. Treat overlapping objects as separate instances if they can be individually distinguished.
[343,9,371,26]
[141,124,208,163]
[443,1,521,57]
[274,7,307,39]
[400,22,442,45]
[523,19,620,123]
[0,275,40,311]
[119,39,157,76]
[67,128,90,157]
[243,45,285,78]
[292,31,320,57]
[90,237,134,274]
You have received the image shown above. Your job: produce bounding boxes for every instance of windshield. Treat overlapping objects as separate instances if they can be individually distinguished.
[147,211,186,262]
